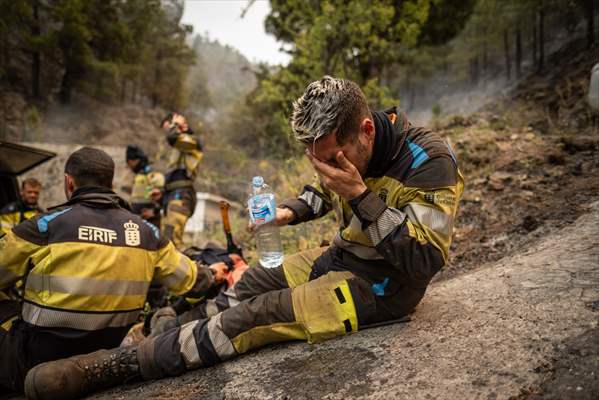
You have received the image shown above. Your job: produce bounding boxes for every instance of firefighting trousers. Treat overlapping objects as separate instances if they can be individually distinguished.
[162,187,196,250]
[137,247,427,379]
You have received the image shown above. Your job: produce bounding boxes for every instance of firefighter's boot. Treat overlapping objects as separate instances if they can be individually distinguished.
[149,306,179,337]
[24,346,140,400]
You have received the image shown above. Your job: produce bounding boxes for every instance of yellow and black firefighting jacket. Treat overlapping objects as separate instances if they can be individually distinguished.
[165,127,203,188]
[0,199,42,236]
[130,164,164,210]
[281,107,464,289]
[0,186,217,350]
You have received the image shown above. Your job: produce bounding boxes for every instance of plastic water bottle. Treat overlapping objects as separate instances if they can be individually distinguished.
[248,176,284,268]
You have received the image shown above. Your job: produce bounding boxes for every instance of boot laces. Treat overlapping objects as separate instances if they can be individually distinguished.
[82,348,139,385]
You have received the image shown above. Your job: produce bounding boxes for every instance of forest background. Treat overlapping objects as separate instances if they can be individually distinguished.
[0,0,596,255]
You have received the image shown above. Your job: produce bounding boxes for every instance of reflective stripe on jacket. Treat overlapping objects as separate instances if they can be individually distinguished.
[0,187,214,332]
[280,107,464,288]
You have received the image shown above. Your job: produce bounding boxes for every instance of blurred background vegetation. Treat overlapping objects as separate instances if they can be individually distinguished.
[0,0,595,252]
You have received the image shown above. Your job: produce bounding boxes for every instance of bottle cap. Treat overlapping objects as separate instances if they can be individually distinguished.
[252,176,264,187]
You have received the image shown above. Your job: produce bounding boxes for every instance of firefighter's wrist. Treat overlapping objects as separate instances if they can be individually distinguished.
[349,189,387,228]
[276,206,296,226]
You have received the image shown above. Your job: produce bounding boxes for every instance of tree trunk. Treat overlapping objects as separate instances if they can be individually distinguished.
[504,29,511,80]
[538,7,545,74]
[585,0,595,49]
[482,40,488,76]
[515,26,522,79]
[131,79,137,103]
[532,23,537,68]
[470,57,480,85]
[31,0,41,99]
[59,67,72,104]
[152,50,161,108]
[120,76,127,103]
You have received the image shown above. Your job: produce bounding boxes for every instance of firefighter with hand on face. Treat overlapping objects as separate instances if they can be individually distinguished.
[24,77,464,400]
[158,113,204,249]
[0,178,44,236]
[0,147,228,395]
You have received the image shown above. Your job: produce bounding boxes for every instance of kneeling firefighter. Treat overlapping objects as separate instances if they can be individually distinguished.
[125,144,164,229]
[23,76,464,400]
[0,147,227,394]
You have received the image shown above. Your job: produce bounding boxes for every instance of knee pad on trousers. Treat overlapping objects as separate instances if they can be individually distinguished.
[291,271,376,343]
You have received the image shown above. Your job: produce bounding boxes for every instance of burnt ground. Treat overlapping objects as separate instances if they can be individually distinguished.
[439,42,599,282]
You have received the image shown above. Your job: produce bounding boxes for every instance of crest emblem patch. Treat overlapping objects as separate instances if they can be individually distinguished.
[124,220,141,246]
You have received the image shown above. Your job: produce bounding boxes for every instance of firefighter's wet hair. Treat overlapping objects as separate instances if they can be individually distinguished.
[65,147,115,188]
[291,76,369,146]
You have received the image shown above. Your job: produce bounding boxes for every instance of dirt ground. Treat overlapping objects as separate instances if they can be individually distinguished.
[438,43,599,283]
[77,201,598,400]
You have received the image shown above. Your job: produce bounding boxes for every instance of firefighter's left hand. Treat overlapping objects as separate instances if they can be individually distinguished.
[306,150,367,201]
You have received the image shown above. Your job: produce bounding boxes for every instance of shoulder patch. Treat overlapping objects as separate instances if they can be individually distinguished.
[404,156,458,189]
[37,208,72,233]
[408,140,430,169]
[143,220,160,239]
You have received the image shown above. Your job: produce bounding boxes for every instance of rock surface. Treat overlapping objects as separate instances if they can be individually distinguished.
[81,202,599,400]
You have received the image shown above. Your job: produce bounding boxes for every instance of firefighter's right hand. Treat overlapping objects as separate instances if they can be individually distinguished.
[247,207,295,233]
[209,262,229,284]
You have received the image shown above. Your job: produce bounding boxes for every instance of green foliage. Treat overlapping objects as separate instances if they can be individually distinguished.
[231,0,475,160]
[0,0,193,108]
[418,0,477,46]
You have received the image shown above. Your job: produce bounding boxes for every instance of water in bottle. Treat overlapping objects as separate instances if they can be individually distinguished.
[248,176,284,268]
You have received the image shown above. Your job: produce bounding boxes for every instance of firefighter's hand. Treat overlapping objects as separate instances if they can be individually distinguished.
[226,258,249,288]
[247,207,294,233]
[140,208,155,219]
[209,262,229,284]
[306,150,367,201]
[150,188,163,202]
